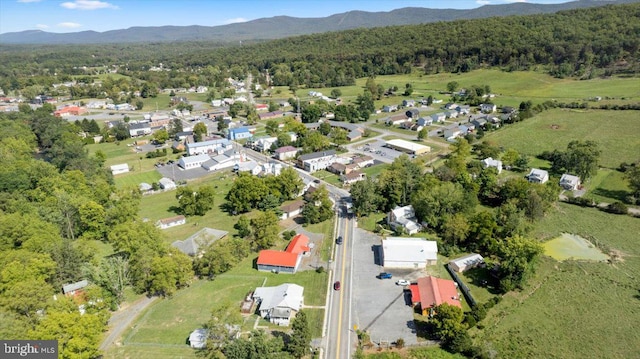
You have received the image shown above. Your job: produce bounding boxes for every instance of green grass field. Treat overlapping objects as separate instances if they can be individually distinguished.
[475,203,640,358]
[485,109,640,169]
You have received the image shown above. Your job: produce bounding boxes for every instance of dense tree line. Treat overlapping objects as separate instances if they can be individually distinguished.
[1,3,638,95]
[0,109,194,357]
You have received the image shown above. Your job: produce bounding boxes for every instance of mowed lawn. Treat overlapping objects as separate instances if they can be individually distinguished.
[476,203,640,359]
[485,108,640,169]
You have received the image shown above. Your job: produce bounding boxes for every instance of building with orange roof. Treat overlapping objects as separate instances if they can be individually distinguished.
[286,233,310,256]
[54,105,87,117]
[409,276,461,316]
[256,250,301,274]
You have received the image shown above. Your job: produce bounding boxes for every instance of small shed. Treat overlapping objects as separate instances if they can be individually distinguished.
[110,163,130,175]
[449,253,485,273]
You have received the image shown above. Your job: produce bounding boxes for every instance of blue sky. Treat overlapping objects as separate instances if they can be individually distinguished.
[0,0,573,34]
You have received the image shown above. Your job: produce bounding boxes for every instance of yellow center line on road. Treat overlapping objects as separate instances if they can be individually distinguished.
[335,216,350,358]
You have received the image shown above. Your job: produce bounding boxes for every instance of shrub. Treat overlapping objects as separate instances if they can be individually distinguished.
[315,266,325,274]
[605,201,628,215]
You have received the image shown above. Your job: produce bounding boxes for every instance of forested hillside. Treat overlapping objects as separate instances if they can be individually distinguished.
[0,3,638,94]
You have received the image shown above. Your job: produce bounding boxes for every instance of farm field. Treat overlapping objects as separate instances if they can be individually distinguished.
[475,203,640,358]
[484,108,640,169]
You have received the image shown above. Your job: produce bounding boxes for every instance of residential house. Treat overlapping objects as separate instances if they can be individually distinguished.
[254,103,268,111]
[62,280,89,297]
[172,141,186,152]
[481,157,503,174]
[279,199,305,220]
[444,103,459,110]
[341,170,366,185]
[178,154,211,170]
[387,205,422,235]
[297,150,337,173]
[252,136,278,152]
[129,122,152,137]
[430,113,446,123]
[471,117,487,129]
[456,105,471,115]
[211,99,223,107]
[444,126,462,141]
[459,123,475,133]
[149,113,171,128]
[110,163,129,175]
[171,96,189,105]
[382,237,438,268]
[261,162,283,176]
[156,215,186,229]
[417,117,433,127]
[445,110,459,119]
[449,253,484,273]
[480,103,497,113]
[274,146,298,160]
[235,160,262,175]
[328,162,348,175]
[326,120,365,142]
[252,283,304,326]
[352,155,374,169]
[171,227,228,256]
[527,168,549,184]
[405,109,420,119]
[403,99,416,107]
[559,174,581,190]
[409,276,461,316]
[386,114,409,126]
[400,121,416,130]
[383,105,398,112]
[158,177,176,190]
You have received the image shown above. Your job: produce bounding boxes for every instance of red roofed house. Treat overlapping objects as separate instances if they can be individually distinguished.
[255,103,269,111]
[286,233,310,256]
[256,233,310,273]
[410,276,461,316]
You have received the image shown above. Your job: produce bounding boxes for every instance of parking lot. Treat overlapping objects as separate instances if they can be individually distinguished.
[351,227,422,346]
[353,140,405,164]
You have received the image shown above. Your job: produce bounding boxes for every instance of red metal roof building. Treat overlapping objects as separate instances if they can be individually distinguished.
[286,234,310,255]
[410,276,461,316]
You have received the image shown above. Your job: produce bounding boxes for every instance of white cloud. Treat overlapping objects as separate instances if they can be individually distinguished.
[18,0,42,3]
[35,24,49,29]
[60,0,118,10]
[476,0,491,4]
[57,22,82,28]
[223,17,248,25]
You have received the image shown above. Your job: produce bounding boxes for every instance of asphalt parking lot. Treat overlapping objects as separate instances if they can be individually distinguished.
[354,140,404,163]
[351,227,420,346]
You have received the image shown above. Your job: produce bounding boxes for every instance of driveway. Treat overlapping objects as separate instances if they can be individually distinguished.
[351,227,419,346]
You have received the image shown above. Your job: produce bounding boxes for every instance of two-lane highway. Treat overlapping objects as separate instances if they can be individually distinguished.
[325,202,356,359]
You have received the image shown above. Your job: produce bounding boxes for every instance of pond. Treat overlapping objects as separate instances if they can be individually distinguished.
[543,233,609,261]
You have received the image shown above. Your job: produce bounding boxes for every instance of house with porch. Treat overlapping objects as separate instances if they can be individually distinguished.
[527,168,549,184]
[409,276,461,316]
[252,283,304,326]
[387,205,422,235]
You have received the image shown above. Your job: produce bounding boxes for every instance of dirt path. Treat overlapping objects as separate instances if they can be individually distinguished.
[99,296,158,352]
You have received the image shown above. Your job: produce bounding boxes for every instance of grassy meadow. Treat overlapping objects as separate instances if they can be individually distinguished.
[484,108,640,169]
[475,203,640,358]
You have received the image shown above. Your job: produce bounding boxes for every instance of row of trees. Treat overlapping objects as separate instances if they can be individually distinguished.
[2,4,638,100]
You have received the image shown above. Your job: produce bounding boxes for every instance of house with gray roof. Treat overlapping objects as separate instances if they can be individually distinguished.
[252,283,304,326]
[171,227,229,256]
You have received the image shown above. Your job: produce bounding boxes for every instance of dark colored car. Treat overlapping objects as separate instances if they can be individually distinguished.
[334,281,341,291]
[336,236,343,245]
[379,272,393,279]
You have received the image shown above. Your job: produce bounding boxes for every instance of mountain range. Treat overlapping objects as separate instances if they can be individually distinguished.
[1,0,636,44]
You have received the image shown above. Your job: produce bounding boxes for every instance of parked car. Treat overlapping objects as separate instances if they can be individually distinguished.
[378,272,392,279]
[334,281,341,291]
[336,236,343,245]
[396,279,410,286]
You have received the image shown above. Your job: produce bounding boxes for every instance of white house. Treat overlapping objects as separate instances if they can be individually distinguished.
[253,283,304,326]
[430,113,446,123]
[559,174,581,190]
[482,157,503,174]
[387,205,422,235]
[444,126,463,141]
[274,146,298,161]
[480,103,497,113]
[527,168,549,184]
[382,237,438,268]
[156,215,186,229]
[449,253,485,273]
[201,153,239,172]
[110,163,129,175]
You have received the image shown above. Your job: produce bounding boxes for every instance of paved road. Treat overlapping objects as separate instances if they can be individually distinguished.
[325,203,356,359]
[99,296,158,351]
